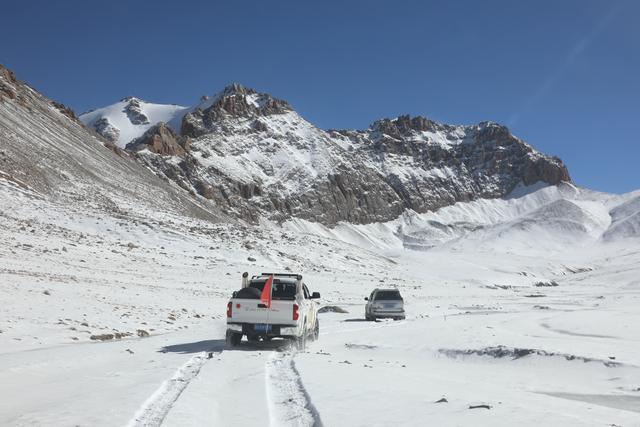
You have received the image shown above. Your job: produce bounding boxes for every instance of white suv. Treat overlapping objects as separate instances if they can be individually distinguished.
[365,288,405,321]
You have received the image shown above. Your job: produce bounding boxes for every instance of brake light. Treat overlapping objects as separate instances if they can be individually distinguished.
[293,304,299,321]
[227,301,232,318]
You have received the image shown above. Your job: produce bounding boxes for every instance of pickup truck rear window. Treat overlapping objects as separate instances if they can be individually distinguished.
[374,291,402,301]
[234,287,262,299]
[272,283,296,300]
[242,280,297,300]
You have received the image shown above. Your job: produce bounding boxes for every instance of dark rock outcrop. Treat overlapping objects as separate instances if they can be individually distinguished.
[522,153,571,186]
[127,123,187,156]
[93,117,120,143]
[123,97,150,125]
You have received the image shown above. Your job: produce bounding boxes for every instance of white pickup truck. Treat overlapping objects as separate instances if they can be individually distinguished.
[226,272,320,348]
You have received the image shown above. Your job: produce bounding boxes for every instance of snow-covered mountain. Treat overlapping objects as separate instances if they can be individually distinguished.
[82,83,570,225]
[79,97,189,147]
[77,83,285,148]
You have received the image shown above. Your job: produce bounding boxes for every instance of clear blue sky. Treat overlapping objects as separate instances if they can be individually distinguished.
[2,0,638,193]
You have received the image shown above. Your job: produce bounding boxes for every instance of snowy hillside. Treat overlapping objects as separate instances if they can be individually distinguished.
[603,192,640,241]
[1,177,639,426]
[285,183,640,254]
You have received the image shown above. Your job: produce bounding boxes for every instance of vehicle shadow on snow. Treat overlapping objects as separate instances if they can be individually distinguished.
[159,339,226,354]
[226,339,293,352]
[159,338,292,354]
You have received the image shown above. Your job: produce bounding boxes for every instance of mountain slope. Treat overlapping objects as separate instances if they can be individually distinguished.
[0,64,220,222]
[36,71,571,227]
[113,84,570,225]
[283,183,639,254]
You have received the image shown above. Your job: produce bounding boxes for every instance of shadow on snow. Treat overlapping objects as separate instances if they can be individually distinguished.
[159,338,292,354]
[159,339,226,354]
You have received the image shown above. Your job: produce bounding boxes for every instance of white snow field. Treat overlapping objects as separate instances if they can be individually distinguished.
[1,179,639,427]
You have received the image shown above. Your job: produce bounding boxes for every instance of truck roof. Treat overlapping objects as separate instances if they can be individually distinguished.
[252,272,302,282]
[251,276,297,284]
[259,272,301,278]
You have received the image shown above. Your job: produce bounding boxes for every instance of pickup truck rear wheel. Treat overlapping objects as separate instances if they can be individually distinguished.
[226,330,242,347]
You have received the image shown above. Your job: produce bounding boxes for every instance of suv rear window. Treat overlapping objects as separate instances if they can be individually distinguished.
[374,290,402,301]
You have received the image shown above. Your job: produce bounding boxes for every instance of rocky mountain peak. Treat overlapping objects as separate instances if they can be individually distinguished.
[372,115,439,135]
[211,83,291,116]
[180,84,291,138]
[472,121,512,143]
[219,82,256,97]
[368,115,464,145]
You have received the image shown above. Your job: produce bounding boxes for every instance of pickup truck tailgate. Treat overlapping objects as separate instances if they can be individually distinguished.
[267,300,296,324]
[230,299,269,323]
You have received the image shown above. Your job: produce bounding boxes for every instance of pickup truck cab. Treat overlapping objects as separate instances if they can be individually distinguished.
[226,272,320,348]
[365,288,405,320]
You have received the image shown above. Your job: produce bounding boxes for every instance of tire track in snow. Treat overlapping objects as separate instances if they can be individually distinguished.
[266,351,323,427]
[126,352,212,427]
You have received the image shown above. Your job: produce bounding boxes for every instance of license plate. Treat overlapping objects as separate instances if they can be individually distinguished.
[254,324,271,333]
[384,303,395,308]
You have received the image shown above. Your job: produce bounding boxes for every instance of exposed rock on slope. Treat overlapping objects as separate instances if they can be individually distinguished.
[93,117,120,143]
[127,123,188,156]
[123,97,150,125]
